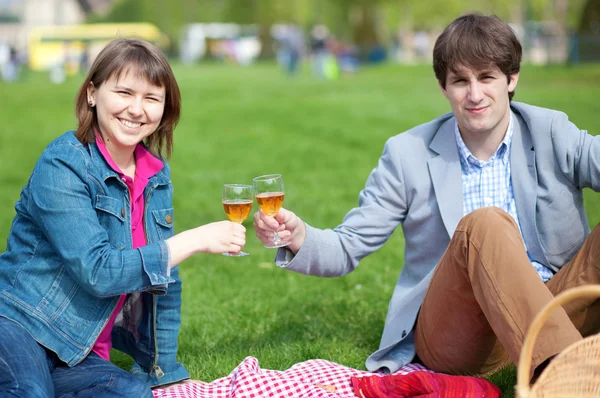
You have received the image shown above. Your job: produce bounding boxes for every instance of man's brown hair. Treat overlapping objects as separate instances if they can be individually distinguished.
[433,13,522,100]
[74,38,181,158]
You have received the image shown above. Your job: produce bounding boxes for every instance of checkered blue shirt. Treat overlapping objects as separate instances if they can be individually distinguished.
[455,114,554,282]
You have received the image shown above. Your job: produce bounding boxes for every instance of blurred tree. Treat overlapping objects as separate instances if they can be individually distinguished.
[89,0,222,53]
[523,0,586,28]
[89,0,588,58]
[221,0,313,58]
[76,0,93,14]
[579,0,600,34]
[576,0,600,62]
[310,0,396,59]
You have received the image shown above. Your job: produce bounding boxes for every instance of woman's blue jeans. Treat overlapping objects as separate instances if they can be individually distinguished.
[0,316,153,397]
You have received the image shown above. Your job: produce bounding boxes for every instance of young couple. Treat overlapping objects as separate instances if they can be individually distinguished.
[1,12,598,397]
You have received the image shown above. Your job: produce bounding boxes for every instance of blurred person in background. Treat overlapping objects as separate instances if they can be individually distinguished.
[332,39,359,75]
[1,45,19,82]
[80,44,91,74]
[0,38,246,397]
[275,25,304,76]
[254,13,600,381]
[413,30,430,61]
[310,24,330,78]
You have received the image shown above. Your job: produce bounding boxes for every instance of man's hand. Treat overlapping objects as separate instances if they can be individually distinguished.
[253,208,306,254]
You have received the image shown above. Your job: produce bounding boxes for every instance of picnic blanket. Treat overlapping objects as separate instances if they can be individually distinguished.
[152,356,428,398]
[351,370,502,398]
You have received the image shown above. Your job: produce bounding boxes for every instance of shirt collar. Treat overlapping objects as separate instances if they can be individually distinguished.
[455,111,514,170]
[94,131,164,180]
[134,143,164,180]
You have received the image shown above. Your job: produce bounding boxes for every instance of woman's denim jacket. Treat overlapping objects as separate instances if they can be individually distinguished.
[0,131,190,387]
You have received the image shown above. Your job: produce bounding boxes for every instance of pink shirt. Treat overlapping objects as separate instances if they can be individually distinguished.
[92,137,164,360]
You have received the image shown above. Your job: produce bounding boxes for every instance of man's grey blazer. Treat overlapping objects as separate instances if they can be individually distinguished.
[276,102,600,373]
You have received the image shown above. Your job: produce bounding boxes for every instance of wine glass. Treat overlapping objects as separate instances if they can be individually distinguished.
[222,184,253,256]
[252,174,290,248]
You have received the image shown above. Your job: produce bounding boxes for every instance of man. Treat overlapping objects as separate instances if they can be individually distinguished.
[254,13,600,379]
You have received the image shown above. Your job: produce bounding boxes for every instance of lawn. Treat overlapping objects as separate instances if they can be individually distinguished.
[1,61,599,397]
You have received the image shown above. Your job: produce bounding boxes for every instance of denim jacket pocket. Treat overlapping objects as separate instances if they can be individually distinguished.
[94,195,126,249]
[151,208,174,240]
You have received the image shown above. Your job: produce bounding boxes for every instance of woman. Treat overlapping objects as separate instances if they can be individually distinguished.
[0,38,246,397]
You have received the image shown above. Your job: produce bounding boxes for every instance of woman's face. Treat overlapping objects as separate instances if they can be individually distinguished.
[88,69,166,158]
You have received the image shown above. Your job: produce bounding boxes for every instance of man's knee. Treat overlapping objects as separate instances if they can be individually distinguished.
[458,207,516,233]
[589,221,600,243]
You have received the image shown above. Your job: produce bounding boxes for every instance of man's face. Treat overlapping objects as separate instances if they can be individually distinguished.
[440,65,519,141]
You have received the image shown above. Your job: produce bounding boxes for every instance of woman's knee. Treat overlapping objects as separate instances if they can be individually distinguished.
[61,373,152,398]
[116,375,153,398]
[0,379,53,398]
[96,366,152,398]
[0,318,54,397]
[0,357,53,398]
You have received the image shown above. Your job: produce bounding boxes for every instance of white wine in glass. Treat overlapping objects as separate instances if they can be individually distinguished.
[253,174,290,248]
[222,184,253,256]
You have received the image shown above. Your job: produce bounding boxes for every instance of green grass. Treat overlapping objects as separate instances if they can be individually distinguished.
[1,61,599,397]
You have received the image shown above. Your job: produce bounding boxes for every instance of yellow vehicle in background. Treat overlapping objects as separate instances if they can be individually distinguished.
[27,23,169,74]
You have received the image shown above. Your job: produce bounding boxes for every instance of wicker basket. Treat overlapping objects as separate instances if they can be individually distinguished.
[515,285,600,397]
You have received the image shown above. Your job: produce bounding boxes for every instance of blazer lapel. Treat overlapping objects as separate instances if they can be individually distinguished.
[510,111,542,258]
[428,118,463,238]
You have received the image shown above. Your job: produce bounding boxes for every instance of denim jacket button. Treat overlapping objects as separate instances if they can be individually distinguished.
[121,208,126,217]
[165,214,172,223]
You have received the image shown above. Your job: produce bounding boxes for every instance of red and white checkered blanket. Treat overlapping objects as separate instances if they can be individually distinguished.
[153,356,429,398]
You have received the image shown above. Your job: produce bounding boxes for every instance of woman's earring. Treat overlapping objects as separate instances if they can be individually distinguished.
[88,99,94,107]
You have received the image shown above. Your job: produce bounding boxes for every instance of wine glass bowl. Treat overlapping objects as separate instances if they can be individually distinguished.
[255,192,284,217]
[222,184,253,256]
[252,174,289,248]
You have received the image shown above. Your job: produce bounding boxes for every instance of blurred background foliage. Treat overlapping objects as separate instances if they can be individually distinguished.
[87,0,591,55]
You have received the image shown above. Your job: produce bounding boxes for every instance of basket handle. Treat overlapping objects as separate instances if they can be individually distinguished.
[516,284,600,397]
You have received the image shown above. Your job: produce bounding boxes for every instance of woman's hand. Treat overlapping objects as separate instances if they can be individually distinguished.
[166,221,246,267]
[194,221,246,254]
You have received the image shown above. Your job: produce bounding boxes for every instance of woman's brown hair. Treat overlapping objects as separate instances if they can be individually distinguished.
[74,38,181,158]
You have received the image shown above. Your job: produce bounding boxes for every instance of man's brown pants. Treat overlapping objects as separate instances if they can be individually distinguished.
[415,207,600,377]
